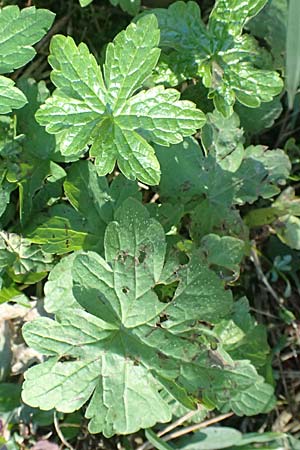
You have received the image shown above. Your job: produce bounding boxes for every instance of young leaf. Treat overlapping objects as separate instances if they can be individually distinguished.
[35,15,205,185]
[146,0,283,116]
[0,5,55,114]
[22,199,274,436]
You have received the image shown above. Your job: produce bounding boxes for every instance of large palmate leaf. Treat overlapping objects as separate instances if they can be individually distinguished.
[145,1,283,116]
[0,6,54,114]
[36,15,205,185]
[22,199,274,437]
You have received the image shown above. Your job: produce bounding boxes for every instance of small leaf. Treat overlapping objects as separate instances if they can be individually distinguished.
[201,110,244,172]
[235,96,283,136]
[201,234,245,274]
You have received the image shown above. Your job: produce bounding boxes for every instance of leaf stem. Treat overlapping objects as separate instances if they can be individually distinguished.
[54,411,75,450]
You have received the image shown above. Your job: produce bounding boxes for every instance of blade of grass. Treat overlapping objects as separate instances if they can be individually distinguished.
[286,0,300,109]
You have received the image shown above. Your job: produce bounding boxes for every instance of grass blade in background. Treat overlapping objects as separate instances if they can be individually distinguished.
[286,0,300,109]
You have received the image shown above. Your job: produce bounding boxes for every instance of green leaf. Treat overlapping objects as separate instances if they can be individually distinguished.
[164,250,232,328]
[286,0,300,109]
[0,75,27,114]
[44,252,83,313]
[146,0,283,116]
[36,16,205,185]
[0,383,21,413]
[234,146,291,204]
[274,215,300,250]
[209,0,267,37]
[0,6,55,74]
[145,429,174,450]
[64,160,140,227]
[0,5,54,114]
[215,298,271,371]
[16,78,82,162]
[234,96,283,136]
[79,0,93,6]
[110,0,141,15]
[79,0,140,14]
[0,231,53,275]
[174,426,242,449]
[201,110,244,172]
[157,138,291,208]
[190,201,248,243]
[246,0,287,70]
[17,159,66,226]
[22,199,274,436]
[200,234,245,274]
[24,204,102,255]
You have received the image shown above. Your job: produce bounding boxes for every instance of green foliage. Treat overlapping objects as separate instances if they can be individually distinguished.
[246,0,287,70]
[35,15,205,185]
[286,0,300,109]
[143,0,283,116]
[0,6,54,114]
[173,427,286,449]
[22,199,275,436]
[79,0,141,15]
[0,0,298,445]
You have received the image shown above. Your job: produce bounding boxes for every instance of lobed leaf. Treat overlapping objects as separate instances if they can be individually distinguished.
[36,15,205,184]
[145,1,283,116]
[0,76,27,114]
[0,6,54,74]
[0,5,54,114]
[22,199,274,436]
